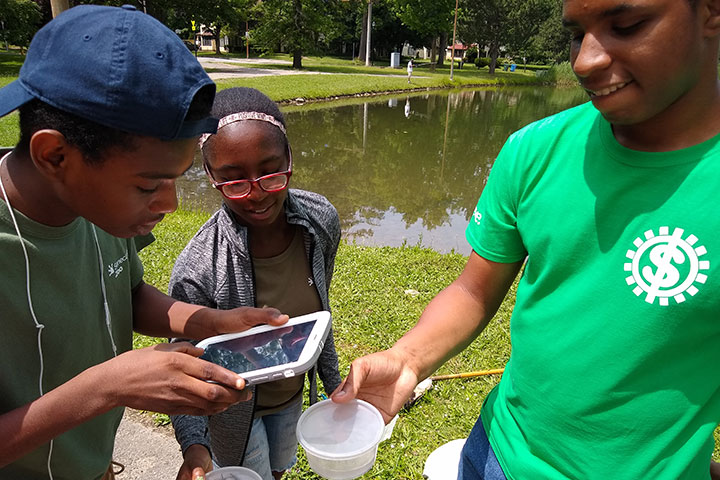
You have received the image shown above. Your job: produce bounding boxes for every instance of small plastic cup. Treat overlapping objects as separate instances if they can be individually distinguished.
[296,399,385,480]
[205,466,263,480]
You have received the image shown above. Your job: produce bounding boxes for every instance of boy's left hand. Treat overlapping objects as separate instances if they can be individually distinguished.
[711,460,720,480]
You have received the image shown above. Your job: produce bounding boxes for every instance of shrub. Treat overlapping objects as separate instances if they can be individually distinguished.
[465,46,479,64]
[539,61,578,86]
[475,56,490,68]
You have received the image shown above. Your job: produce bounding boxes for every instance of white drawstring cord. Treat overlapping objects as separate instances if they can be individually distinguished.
[0,152,117,479]
[0,152,54,479]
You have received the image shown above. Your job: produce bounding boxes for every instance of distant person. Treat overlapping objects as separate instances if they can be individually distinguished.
[332,0,720,479]
[407,59,414,83]
[169,87,341,480]
[0,6,285,480]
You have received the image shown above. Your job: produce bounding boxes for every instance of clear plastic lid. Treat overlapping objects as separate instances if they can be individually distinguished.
[296,399,385,458]
[205,466,263,480]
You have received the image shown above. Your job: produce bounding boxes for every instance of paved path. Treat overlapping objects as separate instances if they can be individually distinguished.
[196,56,413,81]
[198,57,327,80]
[113,410,183,480]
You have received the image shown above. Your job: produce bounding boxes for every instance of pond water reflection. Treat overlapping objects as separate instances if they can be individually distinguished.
[176,86,587,255]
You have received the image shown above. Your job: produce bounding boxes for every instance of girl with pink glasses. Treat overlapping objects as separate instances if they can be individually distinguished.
[169,87,341,480]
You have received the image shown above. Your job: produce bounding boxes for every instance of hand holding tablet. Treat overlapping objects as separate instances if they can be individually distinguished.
[196,311,331,386]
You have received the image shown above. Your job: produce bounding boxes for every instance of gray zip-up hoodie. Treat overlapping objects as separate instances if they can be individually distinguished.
[168,189,342,466]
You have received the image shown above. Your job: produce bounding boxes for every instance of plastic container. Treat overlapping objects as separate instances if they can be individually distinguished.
[296,399,384,479]
[205,466,263,480]
[423,438,466,479]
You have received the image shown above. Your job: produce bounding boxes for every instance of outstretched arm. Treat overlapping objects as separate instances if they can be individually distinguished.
[332,252,522,422]
[131,281,288,340]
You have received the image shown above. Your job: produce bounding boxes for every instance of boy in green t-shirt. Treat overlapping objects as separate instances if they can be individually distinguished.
[0,6,287,480]
[332,0,720,479]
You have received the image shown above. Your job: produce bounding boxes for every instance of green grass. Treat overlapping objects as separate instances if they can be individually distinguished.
[212,55,539,104]
[137,208,718,478]
[216,70,535,105]
[541,61,581,87]
[0,51,540,146]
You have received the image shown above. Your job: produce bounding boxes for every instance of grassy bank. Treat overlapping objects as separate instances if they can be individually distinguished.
[0,51,547,146]
[212,53,543,103]
[140,209,718,478]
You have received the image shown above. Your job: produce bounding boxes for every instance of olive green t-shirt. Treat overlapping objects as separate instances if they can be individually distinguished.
[467,102,719,479]
[0,201,144,480]
[253,228,322,415]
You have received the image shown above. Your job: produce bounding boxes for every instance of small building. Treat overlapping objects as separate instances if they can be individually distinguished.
[194,25,229,53]
[445,42,468,61]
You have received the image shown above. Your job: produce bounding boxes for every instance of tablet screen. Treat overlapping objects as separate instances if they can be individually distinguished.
[200,321,316,374]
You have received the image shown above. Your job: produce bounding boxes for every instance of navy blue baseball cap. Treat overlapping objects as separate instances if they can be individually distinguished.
[0,4,218,140]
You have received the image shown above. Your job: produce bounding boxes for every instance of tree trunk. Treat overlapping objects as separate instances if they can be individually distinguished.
[488,41,499,74]
[358,7,368,61]
[50,0,69,17]
[292,0,303,68]
[437,31,447,66]
[488,41,500,75]
[214,30,221,55]
[430,36,437,72]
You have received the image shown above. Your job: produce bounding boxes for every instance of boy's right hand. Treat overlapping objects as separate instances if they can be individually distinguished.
[176,444,212,480]
[106,342,251,415]
[330,348,420,424]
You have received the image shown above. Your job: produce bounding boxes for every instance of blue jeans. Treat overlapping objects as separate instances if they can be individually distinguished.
[458,418,507,480]
[241,398,303,480]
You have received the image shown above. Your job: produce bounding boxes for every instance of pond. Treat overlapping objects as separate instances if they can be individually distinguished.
[176,86,587,255]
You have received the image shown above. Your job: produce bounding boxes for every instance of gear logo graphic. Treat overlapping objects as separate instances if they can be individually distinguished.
[624,227,710,306]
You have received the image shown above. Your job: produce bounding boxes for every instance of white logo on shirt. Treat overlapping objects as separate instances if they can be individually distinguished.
[107,252,129,279]
[472,209,482,225]
[624,227,709,306]
[308,277,314,287]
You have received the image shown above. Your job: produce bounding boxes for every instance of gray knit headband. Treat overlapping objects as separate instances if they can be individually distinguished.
[199,111,287,147]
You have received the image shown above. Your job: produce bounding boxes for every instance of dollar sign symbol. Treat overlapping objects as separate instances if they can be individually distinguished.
[642,242,684,289]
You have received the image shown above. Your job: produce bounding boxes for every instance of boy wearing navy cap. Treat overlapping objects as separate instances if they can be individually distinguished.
[0,5,287,479]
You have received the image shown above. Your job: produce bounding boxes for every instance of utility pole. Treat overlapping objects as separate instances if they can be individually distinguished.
[365,1,372,67]
[449,0,459,81]
[50,0,69,17]
[246,21,249,59]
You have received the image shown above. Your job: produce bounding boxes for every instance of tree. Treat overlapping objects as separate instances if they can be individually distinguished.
[390,0,454,67]
[458,0,553,73]
[354,0,421,61]
[0,0,42,53]
[177,0,247,55]
[80,0,248,54]
[527,0,569,64]
[251,0,340,69]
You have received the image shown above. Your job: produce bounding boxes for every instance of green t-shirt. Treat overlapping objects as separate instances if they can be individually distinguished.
[0,201,145,480]
[466,102,720,479]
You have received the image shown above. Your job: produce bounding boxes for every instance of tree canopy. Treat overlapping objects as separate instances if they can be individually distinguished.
[0,0,42,53]
[16,0,572,70]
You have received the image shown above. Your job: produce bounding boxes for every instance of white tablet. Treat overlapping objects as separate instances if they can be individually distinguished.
[196,311,331,386]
